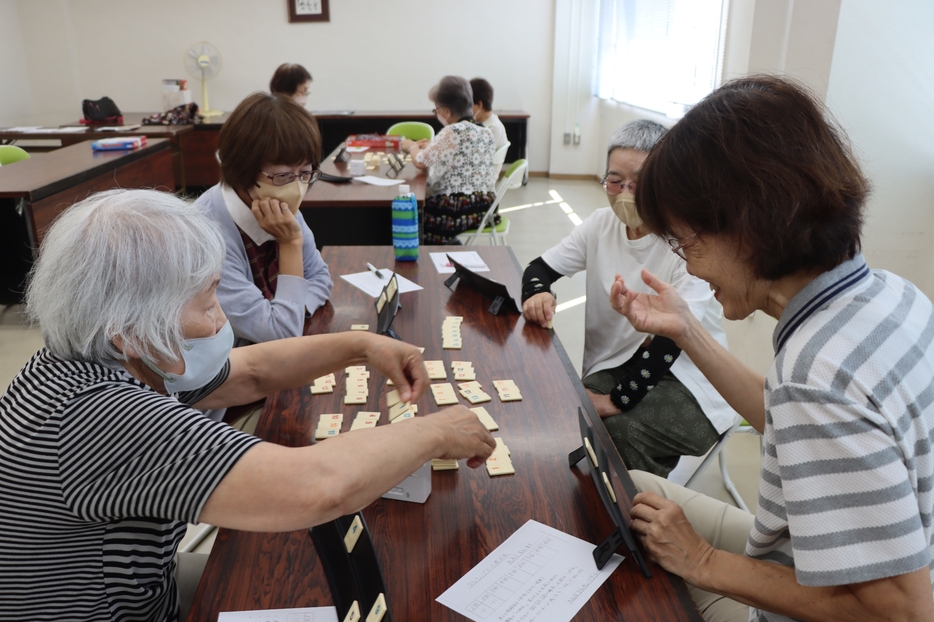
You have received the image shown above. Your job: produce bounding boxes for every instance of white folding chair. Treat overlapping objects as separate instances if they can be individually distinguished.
[676,416,759,512]
[462,159,527,246]
[492,141,510,178]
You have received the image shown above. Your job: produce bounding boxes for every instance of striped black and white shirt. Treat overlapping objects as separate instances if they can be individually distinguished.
[750,254,934,621]
[0,349,260,622]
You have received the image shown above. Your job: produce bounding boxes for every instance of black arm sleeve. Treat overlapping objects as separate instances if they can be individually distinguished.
[521,256,564,303]
[609,337,682,412]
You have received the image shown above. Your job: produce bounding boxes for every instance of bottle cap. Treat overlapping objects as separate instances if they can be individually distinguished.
[399,185,410,194]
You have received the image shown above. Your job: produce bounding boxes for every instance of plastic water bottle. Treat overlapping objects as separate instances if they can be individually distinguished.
[392,184,418,261]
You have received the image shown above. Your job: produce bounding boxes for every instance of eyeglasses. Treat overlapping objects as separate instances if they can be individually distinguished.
[667,234,698,260]
[601,176,636,196]
[259,169,321,186]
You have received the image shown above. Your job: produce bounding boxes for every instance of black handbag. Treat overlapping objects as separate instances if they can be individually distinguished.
[81,97,123,124]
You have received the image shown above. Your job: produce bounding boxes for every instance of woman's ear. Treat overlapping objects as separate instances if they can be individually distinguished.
[111,335,140,359]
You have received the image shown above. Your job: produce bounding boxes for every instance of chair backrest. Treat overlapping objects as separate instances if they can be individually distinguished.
[496,159,527,196]
[0,145,30,166]
[386,122,435,142]
[491,141,510,178]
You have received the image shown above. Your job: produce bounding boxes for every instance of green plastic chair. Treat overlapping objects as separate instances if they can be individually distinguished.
[0,145,30,166]
[461,159,528,246]
[386,122,435,142]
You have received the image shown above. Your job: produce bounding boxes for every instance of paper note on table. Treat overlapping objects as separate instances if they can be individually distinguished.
[354,175,405,187]
[436,520,623,622]
[429,251,490,274]
[340,269,423,298]
[218,606,338,622]
[6,126,41,132]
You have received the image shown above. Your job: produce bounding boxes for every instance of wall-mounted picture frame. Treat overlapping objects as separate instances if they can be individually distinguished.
[289,0,330,23]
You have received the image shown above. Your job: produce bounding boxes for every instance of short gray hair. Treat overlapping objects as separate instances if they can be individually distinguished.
[25,189,225,364]
[606,120,668,170]
[429,75,474,119]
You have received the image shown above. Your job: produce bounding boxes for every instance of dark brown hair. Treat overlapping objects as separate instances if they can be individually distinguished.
[269,63,312,95]
[470,78,494,111]
[217,92,321,193]
[637,75,870,280]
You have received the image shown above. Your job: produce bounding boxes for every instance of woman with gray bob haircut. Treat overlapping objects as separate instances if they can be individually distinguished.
[1,188,495,622]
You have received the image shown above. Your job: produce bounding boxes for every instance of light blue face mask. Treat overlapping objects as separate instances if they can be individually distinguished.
[143,321,234,393]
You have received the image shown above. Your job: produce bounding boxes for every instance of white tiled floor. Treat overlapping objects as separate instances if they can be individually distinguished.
[1,177,760,555]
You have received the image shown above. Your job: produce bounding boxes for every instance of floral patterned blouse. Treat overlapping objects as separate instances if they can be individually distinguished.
[415,121,497,197]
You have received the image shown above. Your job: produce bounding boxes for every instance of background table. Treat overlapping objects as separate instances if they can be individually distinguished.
[300,147,427,248]
[0,139,174,304]
[1,110,528,191]
[312,110,530,164]
[188,245,701,622]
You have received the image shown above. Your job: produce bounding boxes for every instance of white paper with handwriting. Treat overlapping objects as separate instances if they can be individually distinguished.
[436,520,622,622]
[218,606,337,622]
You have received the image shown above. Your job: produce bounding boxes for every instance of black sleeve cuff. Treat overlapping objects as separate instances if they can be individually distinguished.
[521,257,563,302]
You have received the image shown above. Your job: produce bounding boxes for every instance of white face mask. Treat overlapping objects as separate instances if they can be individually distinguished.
[609,191,643,229]
[436,113,447,127]
[143,321,234,393]
[252,179,310,214]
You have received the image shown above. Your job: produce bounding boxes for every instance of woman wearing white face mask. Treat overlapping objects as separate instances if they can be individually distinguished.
[520,120,736,478]
[195,92,332,353]
[0,188,496,622]
[400,75,497,245]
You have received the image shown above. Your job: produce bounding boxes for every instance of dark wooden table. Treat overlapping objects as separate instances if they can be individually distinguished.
[0,139,174,303]
[0,117,193,190]
[311,110,530,165]
[1,110,528,193]
[189,245,701,622]
[299,146,428,248]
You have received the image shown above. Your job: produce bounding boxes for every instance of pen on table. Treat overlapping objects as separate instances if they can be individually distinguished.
[366,263,384,279]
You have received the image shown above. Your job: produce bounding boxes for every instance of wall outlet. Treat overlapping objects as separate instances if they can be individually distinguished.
[563,132,571,145]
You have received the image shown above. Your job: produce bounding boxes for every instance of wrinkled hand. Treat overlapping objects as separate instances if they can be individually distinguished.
[400,138,417,153]
[252,198,302,245]
[415,139,430,149]
[361,335,428,404]
[610,270,692,343]
[522,292,556,328]
[630,491,715,583]
[586,389,621,418]
[428,405,496,468]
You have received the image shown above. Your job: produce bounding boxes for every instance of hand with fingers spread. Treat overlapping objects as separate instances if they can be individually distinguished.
[629,491,715,584]
[360,335,428,405]
[522,292,556,328]
[251,198,302,245]
[428,405,497,468]
[610,269,694,343]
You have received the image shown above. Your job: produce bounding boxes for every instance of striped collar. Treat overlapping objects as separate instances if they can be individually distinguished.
[773,254,872,354]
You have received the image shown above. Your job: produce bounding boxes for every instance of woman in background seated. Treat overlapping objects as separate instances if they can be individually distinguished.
[401,75,496,245]
[470,77,508,152]
[196,92,332,351]
[269,63,312,107]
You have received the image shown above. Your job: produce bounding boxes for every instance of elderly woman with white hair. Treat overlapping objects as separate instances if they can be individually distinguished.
[401,75,497,244]
[0,189,495,622]
[520,120,737,478]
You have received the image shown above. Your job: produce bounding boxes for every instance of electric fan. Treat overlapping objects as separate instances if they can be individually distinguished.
[184,41,223,118]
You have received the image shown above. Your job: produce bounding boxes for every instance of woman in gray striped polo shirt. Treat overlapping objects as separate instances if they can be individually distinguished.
[609,75,934,622]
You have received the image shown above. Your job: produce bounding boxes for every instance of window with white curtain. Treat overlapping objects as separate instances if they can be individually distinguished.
[596,0,728,117]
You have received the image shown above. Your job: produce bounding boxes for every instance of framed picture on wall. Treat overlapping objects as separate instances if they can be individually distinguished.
[289,0,329,22]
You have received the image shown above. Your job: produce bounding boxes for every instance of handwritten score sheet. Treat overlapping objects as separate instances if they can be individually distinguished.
[437,520,623,622]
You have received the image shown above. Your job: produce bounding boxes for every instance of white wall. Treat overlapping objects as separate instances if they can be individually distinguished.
[826,0,934,298]
[1,0,556,170]
[0,0,33,125]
